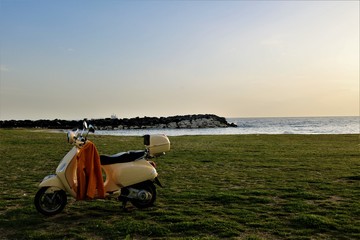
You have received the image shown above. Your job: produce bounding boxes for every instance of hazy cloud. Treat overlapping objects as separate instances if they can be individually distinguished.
[260,35,285,46]
[0,65,9,72]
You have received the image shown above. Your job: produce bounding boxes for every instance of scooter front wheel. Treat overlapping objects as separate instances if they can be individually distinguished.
[34,187,67,216]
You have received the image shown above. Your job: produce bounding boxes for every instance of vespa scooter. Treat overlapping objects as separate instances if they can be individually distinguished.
[34,121,170,216]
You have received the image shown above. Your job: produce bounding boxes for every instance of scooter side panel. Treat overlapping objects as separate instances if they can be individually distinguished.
[109,160,158,188]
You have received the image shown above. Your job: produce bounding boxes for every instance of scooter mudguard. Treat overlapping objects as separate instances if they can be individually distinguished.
[39,174,66,191]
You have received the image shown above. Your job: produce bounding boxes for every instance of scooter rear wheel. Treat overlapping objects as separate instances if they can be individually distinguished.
[34,187,67,216]
[130,181,156,209]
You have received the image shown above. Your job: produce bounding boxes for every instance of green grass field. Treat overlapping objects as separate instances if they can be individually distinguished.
[0,129,359,239]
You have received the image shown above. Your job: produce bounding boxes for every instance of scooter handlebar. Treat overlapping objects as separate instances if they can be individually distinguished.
[67,120,95,145]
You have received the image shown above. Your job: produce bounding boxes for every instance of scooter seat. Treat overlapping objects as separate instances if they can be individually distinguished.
[100,150,146,165]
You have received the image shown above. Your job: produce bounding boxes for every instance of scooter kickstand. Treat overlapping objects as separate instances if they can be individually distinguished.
[121,200,128,211]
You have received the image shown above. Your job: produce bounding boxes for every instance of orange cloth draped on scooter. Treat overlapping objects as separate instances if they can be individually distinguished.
[76,141,105,200]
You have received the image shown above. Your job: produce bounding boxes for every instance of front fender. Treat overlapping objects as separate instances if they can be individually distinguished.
[39,174,65,191]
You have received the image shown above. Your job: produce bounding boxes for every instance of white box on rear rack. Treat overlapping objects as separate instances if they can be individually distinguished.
[144,134,170,157]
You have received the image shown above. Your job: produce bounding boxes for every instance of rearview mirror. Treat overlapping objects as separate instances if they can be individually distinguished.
[88,124,95,133]
[83,120,88,129]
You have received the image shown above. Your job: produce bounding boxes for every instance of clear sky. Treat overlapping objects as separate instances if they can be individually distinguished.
[0,0,359,120]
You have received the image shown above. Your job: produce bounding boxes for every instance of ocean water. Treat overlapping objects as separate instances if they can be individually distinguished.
[95,116,359,136]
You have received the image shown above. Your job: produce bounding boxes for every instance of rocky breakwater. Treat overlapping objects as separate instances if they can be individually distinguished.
[0,114,237,130]
[94,114,237,130]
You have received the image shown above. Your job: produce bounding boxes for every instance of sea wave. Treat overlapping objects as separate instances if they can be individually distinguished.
[95,116,359,136]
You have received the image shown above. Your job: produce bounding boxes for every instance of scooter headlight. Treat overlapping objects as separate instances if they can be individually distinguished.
[67,131,76,144]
